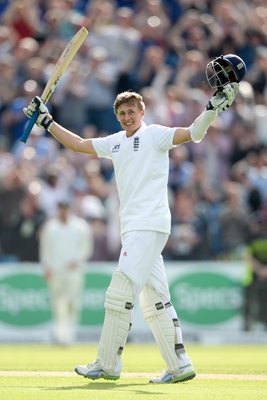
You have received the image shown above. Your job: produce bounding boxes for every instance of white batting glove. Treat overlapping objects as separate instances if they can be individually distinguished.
[206,83,239,112]
[23,96,54,130]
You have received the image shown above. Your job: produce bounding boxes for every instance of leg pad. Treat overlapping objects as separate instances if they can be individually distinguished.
[140,285,180,373]
[97,271,134,372]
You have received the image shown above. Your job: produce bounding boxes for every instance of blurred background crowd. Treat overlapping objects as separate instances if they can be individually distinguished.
[0,0,267,264]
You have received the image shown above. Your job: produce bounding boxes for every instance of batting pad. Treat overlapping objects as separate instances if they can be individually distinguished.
[97,271,134,373]
[140,285,180,373]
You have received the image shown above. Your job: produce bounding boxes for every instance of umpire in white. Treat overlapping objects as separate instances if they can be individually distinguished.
[40,200,93,345]
[25,54,246,383]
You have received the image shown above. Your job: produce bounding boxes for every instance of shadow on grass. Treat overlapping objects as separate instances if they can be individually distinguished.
[42,381,165,395]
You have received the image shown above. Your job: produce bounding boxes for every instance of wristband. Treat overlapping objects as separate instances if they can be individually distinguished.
[47,120,55,133]
[41,115,54,131]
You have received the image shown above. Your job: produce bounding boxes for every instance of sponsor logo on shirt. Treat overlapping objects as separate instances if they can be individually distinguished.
[133,137,139,151]
[112,144,120,152]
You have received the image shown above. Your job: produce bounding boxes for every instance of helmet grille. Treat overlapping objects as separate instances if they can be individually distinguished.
[206,58,237,89]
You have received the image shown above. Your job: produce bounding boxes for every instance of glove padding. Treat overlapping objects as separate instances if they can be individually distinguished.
[206,83,239,112]
[23,96,54,130]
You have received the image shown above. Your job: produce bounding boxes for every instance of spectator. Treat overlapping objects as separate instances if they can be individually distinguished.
[13,37,40,86]
[84,45,120,134]
[88,6,141,93]
[165,188,203,260]
[12,190,46,261]
[2,79,41,148]
[248,45,267,104]
[219,182,251,259]
[168,144,195,194]
[51,60,88,135]
[190,118,233,191]
[243,212,267,330]
[136,45,173,91]
[37,165,71,218]
[2,0,40,41]
[12,125,59,170]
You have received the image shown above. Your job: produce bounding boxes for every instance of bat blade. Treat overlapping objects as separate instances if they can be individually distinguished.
[21,26,88,143]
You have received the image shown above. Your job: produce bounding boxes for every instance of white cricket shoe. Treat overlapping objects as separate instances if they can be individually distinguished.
[149,364,196,384]
[74,361,120,381]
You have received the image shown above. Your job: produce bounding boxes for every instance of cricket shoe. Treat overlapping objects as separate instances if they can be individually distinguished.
[149,364,196,384]
[74,360,120,381]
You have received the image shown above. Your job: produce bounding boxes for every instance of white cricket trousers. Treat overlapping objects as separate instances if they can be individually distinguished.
[49,269,84,344]
[117,230,170,300]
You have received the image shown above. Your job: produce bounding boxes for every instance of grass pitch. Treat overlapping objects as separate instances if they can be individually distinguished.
[0,343,267,400]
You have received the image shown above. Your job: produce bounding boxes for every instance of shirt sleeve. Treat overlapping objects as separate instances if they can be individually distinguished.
[92,132,122,159]
[150,124,176,152]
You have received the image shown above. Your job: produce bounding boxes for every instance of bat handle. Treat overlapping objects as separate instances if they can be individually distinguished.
[20,110,39,143]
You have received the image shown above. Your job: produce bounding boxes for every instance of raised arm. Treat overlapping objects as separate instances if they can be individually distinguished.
[49,121,97,155]
[173,82,239,146]
[23,96,97,155]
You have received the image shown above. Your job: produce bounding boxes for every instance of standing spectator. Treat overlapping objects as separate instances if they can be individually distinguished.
[50,60,88,135]
[12,125,59,170]
[2,79,41,148]
[219,182,250,259]
[248,46,267,104]
[190,118,233,191]
[2,0,40,41]
[12,190,46,261]
[0,53,18,143]
[84,46,120,134]
[88,6,141,93]
[39,200,93,345]
[134,0,171,51]
[0,162,26,259]
[243,212,267,331]
[168,144,195,194]
[12,37,40,86]
[165,188,203,260]
[136,45,173,91]
[37,165,70,218]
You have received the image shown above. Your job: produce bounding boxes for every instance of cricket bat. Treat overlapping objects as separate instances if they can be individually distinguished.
[21,26,88,143]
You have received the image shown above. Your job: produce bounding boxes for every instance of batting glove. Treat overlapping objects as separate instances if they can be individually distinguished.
[23,96,54,130]
[206,83,239,112]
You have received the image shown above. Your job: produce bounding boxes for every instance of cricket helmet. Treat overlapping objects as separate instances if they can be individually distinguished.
[206,54,247,89]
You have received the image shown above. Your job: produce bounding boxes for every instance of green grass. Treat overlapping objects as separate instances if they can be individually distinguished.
[1,343,267,400]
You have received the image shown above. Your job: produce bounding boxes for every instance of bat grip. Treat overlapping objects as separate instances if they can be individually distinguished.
[20,110,39,143]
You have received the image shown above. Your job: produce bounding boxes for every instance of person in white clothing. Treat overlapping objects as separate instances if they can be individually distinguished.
[24,54,246,383]
[40,200,93,345]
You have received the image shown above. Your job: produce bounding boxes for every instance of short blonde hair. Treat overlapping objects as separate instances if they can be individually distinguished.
[113,91,145,115]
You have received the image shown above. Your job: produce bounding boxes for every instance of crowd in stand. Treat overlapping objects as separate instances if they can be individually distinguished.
[1,0,267,263]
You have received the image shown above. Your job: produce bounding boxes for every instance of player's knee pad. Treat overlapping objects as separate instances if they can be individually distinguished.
[140,284,170,321]
[105,270,134,312]
[97,271,134,373]
[139,285,180,373]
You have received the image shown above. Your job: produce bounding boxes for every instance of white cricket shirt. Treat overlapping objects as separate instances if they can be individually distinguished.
[92,123,176,235]
[40,215,92,270]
